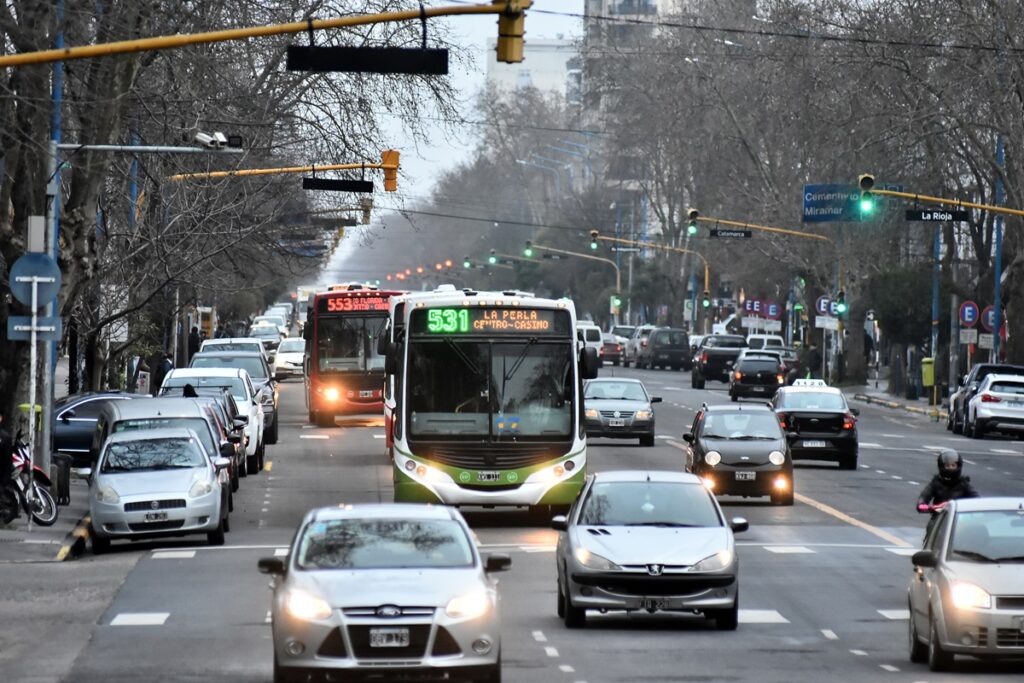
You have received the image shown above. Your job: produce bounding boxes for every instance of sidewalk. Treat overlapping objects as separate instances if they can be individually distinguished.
[0,478,90,563]
[842,383,948,419]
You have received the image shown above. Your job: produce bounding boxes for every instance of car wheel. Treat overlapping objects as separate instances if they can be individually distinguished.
[709,596,739,631]
[239,455,248,478]
[478,653,501,683]
[771,490,794,506]
[91,528,110,555]
[266,411,279,445]
[640,434,655,447]
[691,374,698,388]
[207,518,226,546]
[945,410,953,431]
[257,440,266,470]
[928,614,953,671]
[730,391,738,402]
[697,378,706,390]
[909,607,928,663]
[228,492,234,513]
[223,508,231,533]
[562,579,586,629]
[307,410,316,425]
[951,411,963,435]
[557,580,566,618]
[246,452,259,475]
[622,358,631,368]
[840,454,858,471]
[613,360,620,366]
[231,468,239,492]
[971,419,986,439]
[315,412,335,428]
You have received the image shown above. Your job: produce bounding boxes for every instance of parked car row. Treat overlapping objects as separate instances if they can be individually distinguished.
[946,362,1024,440]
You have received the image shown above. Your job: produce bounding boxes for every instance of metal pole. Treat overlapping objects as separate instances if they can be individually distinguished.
[993,135,1004,362]
[57,143,244,154]
[931,224,940,357]
[27,277,40,532]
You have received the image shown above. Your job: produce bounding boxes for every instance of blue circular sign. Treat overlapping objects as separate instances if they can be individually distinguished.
[958,301,979,327]
[9,253,61,308]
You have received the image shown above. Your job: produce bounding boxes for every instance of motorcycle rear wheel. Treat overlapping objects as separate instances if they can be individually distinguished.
[23,484,59,526]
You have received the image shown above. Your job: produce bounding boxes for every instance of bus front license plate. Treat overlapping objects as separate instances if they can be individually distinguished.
[359,390,374,398]
[640,598,667,610]
[478,471,500,482]
[369,628,409,648]
[734,471,756,481]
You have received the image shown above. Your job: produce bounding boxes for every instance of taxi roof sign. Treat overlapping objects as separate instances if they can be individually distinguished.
[791,379,828,387]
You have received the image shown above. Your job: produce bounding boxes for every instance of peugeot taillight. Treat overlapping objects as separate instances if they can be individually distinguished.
[777,412,789,429]
[776,374,785,384]
[842,413,856,430]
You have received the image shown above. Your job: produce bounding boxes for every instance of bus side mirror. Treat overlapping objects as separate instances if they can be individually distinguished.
[384,342,400,376]
[580,347,600,380]
[376,333,390,357]
[303,324,312,341]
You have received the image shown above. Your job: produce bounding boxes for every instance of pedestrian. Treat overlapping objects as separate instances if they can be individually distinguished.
[154,351,174,395]
[215,323,227,339]
[806,341,822,379]
[188,326,201,360]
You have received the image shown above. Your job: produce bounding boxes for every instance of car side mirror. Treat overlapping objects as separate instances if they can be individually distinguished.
[912,550,937,568]
[850,408,860,417]
[78,467,92,481]
[729,517,749,533]
[302,325,312,341]
[214,457,231,471]
[274,372,284,381]
[228,434,242,444]
[485,553,512,573]
[551,514,568,531]
[61,410,75,422]
[234,416,249,427]
[651,397,663,403]
[257,557,286,575]
[220,443,235,458]
[377,333,391,357]
[580,347,600,380]
[681,433,694,443]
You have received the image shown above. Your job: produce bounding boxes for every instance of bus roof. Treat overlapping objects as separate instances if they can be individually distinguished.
[400,290,576,317]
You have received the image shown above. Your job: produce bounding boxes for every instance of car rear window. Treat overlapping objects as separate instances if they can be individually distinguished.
[192,355,267,379]
[296,518,474,569]
[738,359,779,372]
[585,328,601,342]
[706,337,746,348]
[654,331,687,346]
[990,382,1024,395]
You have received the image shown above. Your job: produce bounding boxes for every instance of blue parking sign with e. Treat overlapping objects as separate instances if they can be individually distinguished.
[959,301,979,327]
[815,296,831,315]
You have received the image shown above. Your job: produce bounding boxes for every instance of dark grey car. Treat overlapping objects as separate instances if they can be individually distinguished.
[583,378,661,447]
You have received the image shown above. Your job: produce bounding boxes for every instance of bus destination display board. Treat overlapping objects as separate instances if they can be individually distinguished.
[412,307,569,335]
[318,294,391,313]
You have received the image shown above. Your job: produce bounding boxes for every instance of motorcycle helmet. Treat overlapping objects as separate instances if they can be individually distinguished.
[937,449,963,482]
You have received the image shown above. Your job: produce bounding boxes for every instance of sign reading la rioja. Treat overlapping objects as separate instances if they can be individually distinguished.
[905,209,969,222]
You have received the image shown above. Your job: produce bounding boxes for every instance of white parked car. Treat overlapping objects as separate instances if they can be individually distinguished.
[200,337,268,361]
[161,368,266,474]
[273,338,306,380]
[964,373,1024,439]
[746,334,785,350]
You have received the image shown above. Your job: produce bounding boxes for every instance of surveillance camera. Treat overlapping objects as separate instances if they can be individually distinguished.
[193,132,216,148]
[212,132,228,148]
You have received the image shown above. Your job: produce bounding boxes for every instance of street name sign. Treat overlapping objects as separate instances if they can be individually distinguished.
[6,315,61,342]
[710,228,752,239]
[979,333,994,350]
[802,183,902,223]
[905,209,969,222]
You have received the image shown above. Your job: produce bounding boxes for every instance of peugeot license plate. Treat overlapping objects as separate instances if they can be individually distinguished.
[609,419,625,427]
[359,390,374,398]
[802,440,827,448]
[144,511,168,522]
[477,471,500,482]
[369,628,409,648]
[735,471,756,481]
[639,598,668,610]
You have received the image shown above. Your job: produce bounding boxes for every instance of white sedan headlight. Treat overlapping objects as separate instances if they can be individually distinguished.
[705,451,722,466]
[768,451,786,466]
[950,581,991,609]
[574,547,621,571]
[95,485,119,504]
[691,549,734,572]
[445,589,492,619]
[285,589,333,621]
[188,479,214,498]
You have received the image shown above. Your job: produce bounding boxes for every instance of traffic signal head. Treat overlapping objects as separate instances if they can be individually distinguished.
[835,290,848,315]
[381,149,400,191]
[857,173,875,215]
[589,229,599,250]
[702,290,711,308]
[463,256,472,269]
[687,208,699,236]
[494,0,532,64]
[523,240,534,258]
[488,249,498,265]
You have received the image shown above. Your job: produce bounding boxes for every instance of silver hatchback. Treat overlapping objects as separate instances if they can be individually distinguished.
[259,504,510,683]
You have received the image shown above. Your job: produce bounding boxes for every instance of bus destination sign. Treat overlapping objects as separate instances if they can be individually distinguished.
[319,294,391,313]
[414,307,568,335]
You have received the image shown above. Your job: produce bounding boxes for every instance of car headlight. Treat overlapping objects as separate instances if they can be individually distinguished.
[585,408,599,419]
[950,581,991,609]
[95,485,119,504]
[445,590,492,619]
[324,387,340,402]
[635,410,653,420]
[691,549,734,572]
[704,451,722,466]
[188,479,214,498]
[574,547,621,571]
[768,451,786,466]
[285,589,333,621]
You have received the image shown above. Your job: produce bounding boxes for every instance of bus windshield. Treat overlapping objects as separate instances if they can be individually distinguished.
[408,340,573,440]
[317,315,387,373]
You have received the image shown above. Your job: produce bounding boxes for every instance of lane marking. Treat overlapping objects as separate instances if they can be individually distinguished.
[544,646,559,658]
[264,461,273,472]
[991,448,1017,454]
[655,435,674,440]
[152,550,195,559]
[274,548,289,557]
[964,459,976,465]
[908,481,920,486]
[373,435,386,439]
[923,445,944,451]
[794,492,913,548]
[860,465,870,470]
[885,548,917,556]
[860,442,882,449]
[531,630,547,642]
[878,609,910,620]
[763,546,815,554]
[891,475,902,480]
[880,434,905,439]
[850,649,868,656]
[821,629,839,640]
[875,470,886,474]
[879,664,900,672]
[738,610,789,624]
[265,610,271,624]
[522,546,556,553]
[111,612,169,626]
[300,435,329,440]
[559,665,576,673]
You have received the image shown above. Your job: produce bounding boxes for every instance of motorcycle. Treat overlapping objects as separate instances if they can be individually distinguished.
[0,436,59,526]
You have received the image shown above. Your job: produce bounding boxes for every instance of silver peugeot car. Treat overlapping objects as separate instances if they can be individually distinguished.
[908,497,1024,671]
[259,504,510,683]
[553,470,747,630]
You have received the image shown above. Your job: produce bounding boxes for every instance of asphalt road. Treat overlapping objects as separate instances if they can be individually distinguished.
[4,366,1023,683]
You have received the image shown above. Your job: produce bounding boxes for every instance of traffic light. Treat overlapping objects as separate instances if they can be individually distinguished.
[793,302,804,311]
[523,240,534,258]
[589,230,599,250]
[360,197,373,225]
[463,256,472,269]
[686,208,699,236]
[702,290,711,308]
[488,249,498,265]
[495,0,532,64]
[857,173,875,215]
[381,149,400,191]
[835,290,848,315]
[609,294,622,315]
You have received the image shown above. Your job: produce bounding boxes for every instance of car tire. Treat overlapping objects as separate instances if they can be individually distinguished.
[478,654,502,683]
[231,468,239,492]
[909,607,928,663]
[671,365,680,371]
[730,391,738,402]
[928,614,953,671]
[207,519,226,546]
[697,378,706,390]
[315,412,335,428]
[613,360,620,366]
[709,597,739,631]
[266,412,279,445]
[307,410,316,424]
[971,419,986,439]
[91,528,110,555]
[557,580,566,618]
[257,440,266,471]
[223,509,231,533]
[691,374,699,388]
[951,411,963,435]
[562,579,586,629]
[228,492,234,513]
[840,454,858,471]
[239,456,248,478]
[771,490,794,506]
[640,434,655,447]
[246,452,259,476]
[622,358,630,368]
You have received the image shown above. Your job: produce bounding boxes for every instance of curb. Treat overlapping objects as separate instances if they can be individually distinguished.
[853,393,948,420]
[55,514,91,562]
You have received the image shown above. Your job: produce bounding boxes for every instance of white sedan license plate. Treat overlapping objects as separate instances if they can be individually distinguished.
[609,418,625,427]
[369,628,409,648]
[802,440,827,448]
[144,511,168,522]
[734,471,756,481]
[477,471,500,482]
[640,598,668,610]
[359,390,374,398]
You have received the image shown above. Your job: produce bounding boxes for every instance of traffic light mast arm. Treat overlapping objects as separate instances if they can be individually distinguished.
[530,243,621,294]
[169,155,399,182]
[594,235,709,291]
[694,216,831,243]
[0,2,530,67]
[867,188,1024,219]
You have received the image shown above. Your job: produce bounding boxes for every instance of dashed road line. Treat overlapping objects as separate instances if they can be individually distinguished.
[559,665,576,673]
[885,548,917,556]
[860,465,870,469]
[880,434,905,439]
[850,649,868,656]
[879,664,900,672]
[111,612,169,626]
[964,459,977,465]
[763,546,815,554]
[860,442,882,449]
[264,610,271,624]
[821,629,838,640]
[891,475,902,480]
[544,646,559,658]
[991,448,1017,454]
[878,609,910,620]
[923,445,944,451]
[908,481,920,485]
[152,550,196,559]
[274,548,288,557]
[373,434,386,439]
[264,461,273,472]
[300,435,330,440]
[875,470,886,474]
[738,610,789,624]
[531,630,547,642]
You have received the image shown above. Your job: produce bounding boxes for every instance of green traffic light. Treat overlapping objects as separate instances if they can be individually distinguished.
[794,303,804,311]
[835,302,848,314]
[859,196,874,214]
[463,260,471,269]
[687,223,698,236]
[488,256,497,265]
[523,248,534,258]
[702,299,710,308]
[590,241,598,250]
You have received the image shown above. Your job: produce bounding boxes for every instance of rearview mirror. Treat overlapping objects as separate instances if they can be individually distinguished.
[850,408,860,417]
[651,397,663,403]
[234,416,249,426]
[551,515,568,531]
[61,410,75,422]
[377,332,391,357]
[911,550,937,568]
[274,372,284,381]
[78,467,92,481]
[257,557,286,575]
[681,433,694,443]
[228,434,242,444]
[729,517,749,533]
[220,443,235,458]
[214,457,231,471]
[485,553,512,573]
[580,347,600,380]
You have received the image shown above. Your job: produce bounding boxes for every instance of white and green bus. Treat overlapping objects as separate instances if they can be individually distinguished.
[385,289,599,514]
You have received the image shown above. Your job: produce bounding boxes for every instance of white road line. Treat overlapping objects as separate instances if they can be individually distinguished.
[860,465,870,469]
[531,630,547,643]
[300,435,329,440]
[559,665,576,673]
[908,481,920,486]
[662,387,683,391]
[850,649,868,656]
[522,546,556,553]
[991,448,1017,454]
[544,646,559,658]
[821,629,839,640]
[301,425,315,429]
[274,548,289,557]
[880,433,905,439]
[656,435,674,440]
[738,610,789,624]
[891,475,902,480]
[763,546,815,554]
[923,445,944,451]
[152,550,195,559]
[860,442,883,449]
[987,466,994,470]
[261,507,269,513]
[964,459,977,465]
[111,612,169,626]
[885,548,917,556]
[878,609,910,620]
[875,470,886,474]
[265,610,271,624]
[373,434,386,439]
[879,664,900,672]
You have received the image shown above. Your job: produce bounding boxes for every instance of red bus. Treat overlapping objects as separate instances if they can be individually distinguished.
[303,286,401,426]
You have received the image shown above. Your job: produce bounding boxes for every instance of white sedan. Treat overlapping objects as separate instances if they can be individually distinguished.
[273,338,306,380]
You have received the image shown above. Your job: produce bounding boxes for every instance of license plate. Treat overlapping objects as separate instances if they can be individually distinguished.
[753,386,766,392]
[802,440,827,448]
[359,390,374,398]
[735,471,756,481]
[478,471,500,482]
[369,628,409,648]
[144,511,168,522]
[639,598,668,610]
[609,419,625,427]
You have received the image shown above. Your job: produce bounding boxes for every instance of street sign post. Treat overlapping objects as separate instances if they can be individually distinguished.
[960,328,979,345]
[959,300,979,327]
[905,209,970,222]
[709,228,752,239]
[979,333,994,350]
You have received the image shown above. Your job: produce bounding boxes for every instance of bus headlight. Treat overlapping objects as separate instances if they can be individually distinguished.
[324,387,340,402]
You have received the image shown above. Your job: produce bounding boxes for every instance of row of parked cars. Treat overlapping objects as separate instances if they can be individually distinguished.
[946,362,1024,440]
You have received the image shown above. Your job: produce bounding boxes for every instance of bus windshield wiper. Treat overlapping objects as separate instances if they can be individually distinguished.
[443,338,482,377]
[503,338,538,383]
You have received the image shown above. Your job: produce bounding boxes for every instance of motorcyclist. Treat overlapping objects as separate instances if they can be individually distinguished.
[916,449,978,519]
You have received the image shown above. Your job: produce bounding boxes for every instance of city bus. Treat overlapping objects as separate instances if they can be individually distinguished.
[303,284,401,426]
[385,289,599,514]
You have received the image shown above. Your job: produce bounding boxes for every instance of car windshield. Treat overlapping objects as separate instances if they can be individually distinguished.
[278,339,305,353]
[611,326,635,338]
[203,342,261,353]
[777,391,847,411]
[316,315,387,372]
[250,327,280,340]
[191,355,267,380]
[113,418,216,455]
[101,437,206,473]
[706,337,746,348]
[990,382,1024,395]
[947,510,1024,563]
[408,340,573,440]
[578,482,721,527]
[296,518,474,569]
[162,376,247,402]
[585,381,647,401]
[702,412,783,440]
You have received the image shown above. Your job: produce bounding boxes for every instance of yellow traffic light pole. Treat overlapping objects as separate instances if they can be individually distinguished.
[593,235,709,292]
[169,150,400,189]
[0,1,533,67]
[530,243,623,322]
[695,216,832,243]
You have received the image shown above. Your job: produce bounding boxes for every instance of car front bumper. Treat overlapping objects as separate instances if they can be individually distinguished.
[938,604,1024,654]
[789,431,858,461]
[566,569,737,611]
[584,417,653,439]
[90,491,221,539]
[694,464,792,497]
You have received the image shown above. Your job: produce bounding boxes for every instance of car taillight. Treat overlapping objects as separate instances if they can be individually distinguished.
[734,371,742,380]
[701,352,708,363]
[617,344,623,352]
[777,412,789,429]
[641,339,648,347]
[980,393,1001,403]
[776,374,785,384]
[842,413,856,430]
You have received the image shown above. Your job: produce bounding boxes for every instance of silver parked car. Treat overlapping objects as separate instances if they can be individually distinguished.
[553,470,747,630]
[85,428,232,553]
[908,497,1024,671]
[259,504,510,683]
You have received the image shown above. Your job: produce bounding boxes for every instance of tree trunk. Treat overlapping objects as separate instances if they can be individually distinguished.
[886,343,906,396]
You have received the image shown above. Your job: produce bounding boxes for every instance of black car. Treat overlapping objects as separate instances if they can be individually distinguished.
[683,403,793,505]
[637,327,690,370]
[948,363,1024,434]
[190,350,279,444]
[53,392,149,467]
[771,382,859,470]
[691,335,747,388]
[729,353,785,401]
